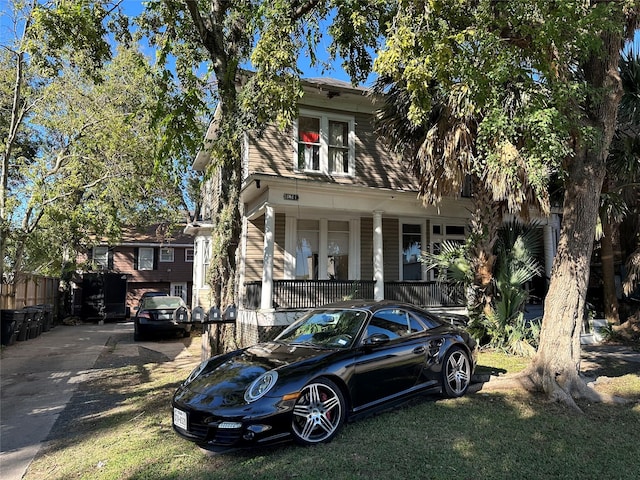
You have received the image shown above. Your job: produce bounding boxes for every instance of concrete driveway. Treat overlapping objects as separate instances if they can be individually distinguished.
[0,321,201,480]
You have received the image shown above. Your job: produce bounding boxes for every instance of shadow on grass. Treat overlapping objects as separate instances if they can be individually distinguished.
[27,340,640,480]
[116,391,640,480]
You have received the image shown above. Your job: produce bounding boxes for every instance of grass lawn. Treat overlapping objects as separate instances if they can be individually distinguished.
[24,343,640,480]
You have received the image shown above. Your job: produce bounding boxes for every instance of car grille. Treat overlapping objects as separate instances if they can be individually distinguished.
[186,411,243,446]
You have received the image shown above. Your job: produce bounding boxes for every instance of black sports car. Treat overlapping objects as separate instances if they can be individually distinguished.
[172,300,477,450]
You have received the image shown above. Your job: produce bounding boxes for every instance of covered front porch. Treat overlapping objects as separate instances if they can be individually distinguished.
[243,279,465,310]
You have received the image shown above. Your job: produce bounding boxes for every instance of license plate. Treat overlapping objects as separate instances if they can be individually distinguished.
[173,408,188,431]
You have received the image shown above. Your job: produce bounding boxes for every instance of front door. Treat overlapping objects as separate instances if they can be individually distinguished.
[171,283,187,303]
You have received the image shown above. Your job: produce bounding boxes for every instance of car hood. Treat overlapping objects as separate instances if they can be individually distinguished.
[180,342,331,400]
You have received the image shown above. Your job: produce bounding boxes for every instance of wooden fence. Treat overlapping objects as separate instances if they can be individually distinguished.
[0,274,59,310]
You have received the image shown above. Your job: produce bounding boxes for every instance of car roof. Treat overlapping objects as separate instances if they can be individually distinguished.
[141,291,169,297]
[316,299,425,313]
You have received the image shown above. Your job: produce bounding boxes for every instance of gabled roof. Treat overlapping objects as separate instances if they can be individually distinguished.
[118,224,193,246]
[192,76,374,172]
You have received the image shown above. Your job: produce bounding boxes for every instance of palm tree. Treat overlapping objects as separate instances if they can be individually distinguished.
[373,75,549,320]
[599,50,640,324]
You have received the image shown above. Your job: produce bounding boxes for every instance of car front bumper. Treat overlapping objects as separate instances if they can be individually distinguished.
[172,395,296,449]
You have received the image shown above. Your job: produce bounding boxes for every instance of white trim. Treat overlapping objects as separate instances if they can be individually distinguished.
[261,204,275,311]
[293,109,356,177]
[159,247,174,262]
[171,282,187,302]
[138,247,154,270]
[398,219,426,281]
[373,211,384,301]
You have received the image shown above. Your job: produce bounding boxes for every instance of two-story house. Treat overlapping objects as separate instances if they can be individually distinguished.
[85,224,194,315]
[188,78,561,344]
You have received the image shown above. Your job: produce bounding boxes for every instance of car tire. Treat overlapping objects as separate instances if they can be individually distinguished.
[291,377,346,446]
[440,347,471,398]
[133,323,143,342]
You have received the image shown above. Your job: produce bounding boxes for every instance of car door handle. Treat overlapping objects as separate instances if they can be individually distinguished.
[413,346,425,355]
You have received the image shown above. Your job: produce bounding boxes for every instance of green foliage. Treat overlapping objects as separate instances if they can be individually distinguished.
[374,0,634,218]
[471,221,544,355]
[421,239,474,285]
[2,0,191,277]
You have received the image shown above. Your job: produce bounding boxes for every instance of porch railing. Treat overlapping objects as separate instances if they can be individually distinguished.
[243,280,464,310]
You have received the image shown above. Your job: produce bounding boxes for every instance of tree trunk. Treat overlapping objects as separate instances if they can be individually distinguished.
[600,216,620,324]
[518,29,624,410]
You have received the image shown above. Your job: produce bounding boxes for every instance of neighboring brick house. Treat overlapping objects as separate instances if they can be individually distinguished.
[188,77,561,345]
[86,224,194,312]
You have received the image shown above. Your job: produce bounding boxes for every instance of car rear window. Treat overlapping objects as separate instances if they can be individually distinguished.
[142,297,183,309]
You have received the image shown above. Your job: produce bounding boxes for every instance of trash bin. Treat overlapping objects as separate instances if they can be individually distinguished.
[24,307,43,339]
[36,304,53,332]
[1,310,25,346]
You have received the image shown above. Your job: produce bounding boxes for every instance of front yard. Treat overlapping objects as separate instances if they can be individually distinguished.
[25,341,640,480]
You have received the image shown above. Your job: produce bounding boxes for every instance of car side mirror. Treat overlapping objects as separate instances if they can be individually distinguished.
[363,333,390,346]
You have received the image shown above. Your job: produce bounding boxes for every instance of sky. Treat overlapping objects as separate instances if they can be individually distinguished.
[2,0,638,84]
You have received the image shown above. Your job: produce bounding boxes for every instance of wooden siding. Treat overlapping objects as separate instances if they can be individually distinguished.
[245,216,263,282]
[382,217,400,281]
[360,216,373,281]
[246,109,419,191]
[112,246,193,283]
[245,213,286,282]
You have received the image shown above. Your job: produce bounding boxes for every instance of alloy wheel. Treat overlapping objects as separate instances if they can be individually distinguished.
[291,378,345,445]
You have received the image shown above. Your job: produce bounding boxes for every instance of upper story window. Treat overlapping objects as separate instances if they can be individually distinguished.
[295,110,355,176]
[160,247,174,262]
[185,248,194,262]
[138,247,154,270]
[93,246,109,269]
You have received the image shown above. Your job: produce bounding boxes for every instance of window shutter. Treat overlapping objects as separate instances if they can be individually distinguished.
[134,248,139,270]
[108,250,114,270]
[153,248,159,270]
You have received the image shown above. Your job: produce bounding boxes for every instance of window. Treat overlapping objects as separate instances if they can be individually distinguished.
[138,247,154,270]
[365,309,424,340]
[328,221,349,280]
[429,222,467,280]
[328,120,349,173]
[402,223,422,280]
[160,247,174,262]
[294,219,351,280]
[185,248,194,262]
[172,282,187,302]
[202,239,211,286]
[446,225,466,236]
[297,116,320,171]
[295,111,355,176]
[93,246,109,269]
[296,220,319,279]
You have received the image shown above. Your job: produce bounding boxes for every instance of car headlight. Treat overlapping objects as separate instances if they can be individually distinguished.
[184,360,209,385]
[244,370,278,403]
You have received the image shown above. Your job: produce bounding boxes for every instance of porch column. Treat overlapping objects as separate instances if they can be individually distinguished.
[261,203,275,311]
[373,211,384,301]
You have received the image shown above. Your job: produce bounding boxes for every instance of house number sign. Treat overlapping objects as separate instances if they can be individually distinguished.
[283,193,299,201]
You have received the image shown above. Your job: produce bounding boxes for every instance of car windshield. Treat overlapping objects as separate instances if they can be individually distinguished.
[276,309,368,349]
[142,297,183,309]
